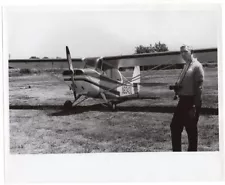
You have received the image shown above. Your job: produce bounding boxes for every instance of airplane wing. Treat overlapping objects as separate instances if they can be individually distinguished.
[102,48,217,68]
[8,58,84,69]
[8,48,217,73]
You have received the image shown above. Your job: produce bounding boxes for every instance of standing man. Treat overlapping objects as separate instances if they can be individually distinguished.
[170,45,204,151]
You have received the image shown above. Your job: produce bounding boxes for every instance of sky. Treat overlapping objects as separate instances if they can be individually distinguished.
[4,4,220,59]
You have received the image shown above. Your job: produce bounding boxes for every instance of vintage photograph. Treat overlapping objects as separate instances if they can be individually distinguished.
[6,5,219,155]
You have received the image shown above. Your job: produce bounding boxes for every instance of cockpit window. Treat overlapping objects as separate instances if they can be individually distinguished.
[96,58,103,72]
[102,62,111,71]
[102,62,121,82]
[84,58,122,82]
[84,58,97,69]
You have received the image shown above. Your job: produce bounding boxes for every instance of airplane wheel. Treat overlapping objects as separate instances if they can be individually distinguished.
[64,100,73,110]
[112,103,117,111]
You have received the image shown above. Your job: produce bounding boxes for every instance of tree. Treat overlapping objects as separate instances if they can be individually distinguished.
[135,45,148,54]
[154,41,168,52]
[135,42,169,54]
[30,56,40,59]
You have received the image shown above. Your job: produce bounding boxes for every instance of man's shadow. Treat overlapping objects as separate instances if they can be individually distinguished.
[50,104,176,116]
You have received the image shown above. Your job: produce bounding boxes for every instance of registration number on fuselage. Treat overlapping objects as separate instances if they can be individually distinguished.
[122,85,132,95]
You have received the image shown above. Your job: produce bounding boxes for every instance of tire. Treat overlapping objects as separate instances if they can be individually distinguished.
[111,103,117,111]
[63,100,73,110]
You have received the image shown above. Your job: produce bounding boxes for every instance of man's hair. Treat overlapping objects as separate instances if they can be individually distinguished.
[180,45,193,54]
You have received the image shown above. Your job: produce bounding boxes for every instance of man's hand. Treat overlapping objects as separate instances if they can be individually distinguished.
[169,83,182,94]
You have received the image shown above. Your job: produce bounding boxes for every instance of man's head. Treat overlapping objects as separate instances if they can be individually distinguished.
[180,45,193,62]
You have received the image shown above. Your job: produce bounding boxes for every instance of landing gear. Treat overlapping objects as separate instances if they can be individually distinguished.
[63,100,73,110]
[111,103,117,111]
[63,89,79,110]
[100,92,117,111]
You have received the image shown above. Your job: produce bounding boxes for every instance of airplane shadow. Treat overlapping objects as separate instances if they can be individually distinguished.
[50,104,177,116]
[50,105,218,116]
[9,104,218,116]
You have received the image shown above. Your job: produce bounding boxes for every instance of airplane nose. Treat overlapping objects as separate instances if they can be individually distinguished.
[62,69,84,76]
[74,69,84,75]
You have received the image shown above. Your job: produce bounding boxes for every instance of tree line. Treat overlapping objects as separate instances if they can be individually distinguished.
[135,41,169,54]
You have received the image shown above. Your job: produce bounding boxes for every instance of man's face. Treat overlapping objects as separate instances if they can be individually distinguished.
[180,47,192,62]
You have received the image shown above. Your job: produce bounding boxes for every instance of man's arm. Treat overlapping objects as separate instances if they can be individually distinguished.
[193,64,204,107]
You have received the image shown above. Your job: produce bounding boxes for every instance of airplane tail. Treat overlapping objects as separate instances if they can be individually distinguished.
[131,66,141,94]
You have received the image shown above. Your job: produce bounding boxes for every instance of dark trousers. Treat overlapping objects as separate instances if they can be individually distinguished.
[170,96,201,152]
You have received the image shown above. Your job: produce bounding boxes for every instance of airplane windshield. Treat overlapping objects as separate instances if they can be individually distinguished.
[84,58,97,69]
[96,59,103,72]
[102,62,121,82]
[84,58,122,82]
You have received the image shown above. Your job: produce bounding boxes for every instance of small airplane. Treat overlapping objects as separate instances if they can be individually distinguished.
[63,46,146,110]
[8,46,217,111]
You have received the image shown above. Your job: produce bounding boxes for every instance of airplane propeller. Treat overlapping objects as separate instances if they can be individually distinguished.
[66,46,77,100]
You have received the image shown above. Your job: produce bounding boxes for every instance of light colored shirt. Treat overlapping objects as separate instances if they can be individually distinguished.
[177,61,191,85]
[178,58,204,97]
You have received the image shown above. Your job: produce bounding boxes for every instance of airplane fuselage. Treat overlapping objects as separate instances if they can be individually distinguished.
[64,68,126,99]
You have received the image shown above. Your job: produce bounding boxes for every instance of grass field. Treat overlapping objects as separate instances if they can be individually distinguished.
[9,67,219,153]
